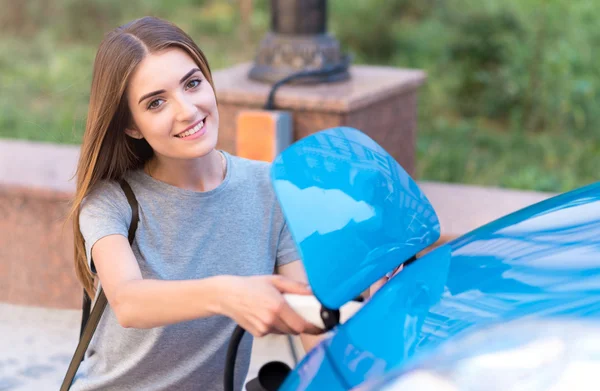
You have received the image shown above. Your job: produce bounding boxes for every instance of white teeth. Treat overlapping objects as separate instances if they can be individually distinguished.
[177,120,204,138]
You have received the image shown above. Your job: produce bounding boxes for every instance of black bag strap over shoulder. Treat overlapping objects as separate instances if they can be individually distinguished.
[61,179,139,391]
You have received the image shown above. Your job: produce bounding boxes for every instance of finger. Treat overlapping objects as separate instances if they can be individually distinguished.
[237,319,261,338]
[278,301,324,335]
[271,317,296,335]
[369,276,388,297]
[248,316,272,338]
[252,308,292,336]
[391,264,404,278]
[270,275,312,295]
[301,323,325,335]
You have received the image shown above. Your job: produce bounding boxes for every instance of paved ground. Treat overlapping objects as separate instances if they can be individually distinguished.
[0,303,302,390]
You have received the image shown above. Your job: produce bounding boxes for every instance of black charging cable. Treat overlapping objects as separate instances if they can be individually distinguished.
[263,55,351,111]
[224,325,246,391]
[224,301,362,391]
[264,55,351,367]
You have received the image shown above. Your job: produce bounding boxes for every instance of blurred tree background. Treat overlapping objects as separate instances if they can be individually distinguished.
[1,0,598,192]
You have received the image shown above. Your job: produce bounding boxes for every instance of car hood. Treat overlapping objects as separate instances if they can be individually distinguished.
[273,127,600,390]
[326,180,600,388]
[271,127,440,310]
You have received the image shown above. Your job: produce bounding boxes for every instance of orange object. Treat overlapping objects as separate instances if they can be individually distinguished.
[236,110,292,162]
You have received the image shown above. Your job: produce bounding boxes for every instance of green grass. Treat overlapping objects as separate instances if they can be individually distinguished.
[416,117,600,193]
[1,0,599,193]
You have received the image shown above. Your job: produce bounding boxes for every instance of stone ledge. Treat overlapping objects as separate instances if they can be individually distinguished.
[420,181,555,238]
[214,63,426,113]
[0,183,73,201]
[0,139,79,194]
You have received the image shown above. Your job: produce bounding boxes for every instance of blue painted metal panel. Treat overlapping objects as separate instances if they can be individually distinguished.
[325,181,600,388]
[272,127,600,389]
[271,127,440,309]
[278,338,348,391]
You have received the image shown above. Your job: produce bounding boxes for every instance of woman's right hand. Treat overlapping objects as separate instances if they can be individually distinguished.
[217,275,323,338]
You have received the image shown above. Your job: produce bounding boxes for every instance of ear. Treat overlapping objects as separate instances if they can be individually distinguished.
[125,127,144,140]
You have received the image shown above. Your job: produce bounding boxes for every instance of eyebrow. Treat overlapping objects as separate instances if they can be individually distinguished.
[137,68,202,104]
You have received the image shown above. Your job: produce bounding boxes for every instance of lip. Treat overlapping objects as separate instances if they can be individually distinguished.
[174,117,207,139]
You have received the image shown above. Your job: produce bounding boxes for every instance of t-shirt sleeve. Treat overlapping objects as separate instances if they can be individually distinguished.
[276,220,300,267]
[79,181,132,272]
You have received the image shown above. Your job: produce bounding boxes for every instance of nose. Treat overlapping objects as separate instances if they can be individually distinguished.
[175,94,197,123]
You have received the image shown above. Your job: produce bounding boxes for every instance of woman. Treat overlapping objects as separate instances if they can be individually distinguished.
[69,16,321,390]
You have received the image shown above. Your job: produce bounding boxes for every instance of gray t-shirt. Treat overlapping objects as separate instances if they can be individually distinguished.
[73,151,299,391]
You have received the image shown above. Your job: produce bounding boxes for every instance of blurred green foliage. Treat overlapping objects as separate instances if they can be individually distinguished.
[0,0,598,192]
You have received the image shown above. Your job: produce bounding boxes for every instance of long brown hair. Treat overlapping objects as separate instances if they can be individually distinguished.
[69,17,215,297]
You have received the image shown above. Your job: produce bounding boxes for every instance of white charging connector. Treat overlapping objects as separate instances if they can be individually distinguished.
[283,294,364,330]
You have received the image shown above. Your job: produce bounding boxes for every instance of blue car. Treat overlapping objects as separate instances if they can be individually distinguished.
[256,126,600,391]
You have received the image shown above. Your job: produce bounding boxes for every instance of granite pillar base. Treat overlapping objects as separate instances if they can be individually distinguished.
[213,63,426,174]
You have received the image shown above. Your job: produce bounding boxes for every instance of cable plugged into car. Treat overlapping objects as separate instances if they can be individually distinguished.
[283,294,364,331]
[224,294,365,391]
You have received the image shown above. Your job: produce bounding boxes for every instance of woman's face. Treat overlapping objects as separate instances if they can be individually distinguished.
[125,47,219,161]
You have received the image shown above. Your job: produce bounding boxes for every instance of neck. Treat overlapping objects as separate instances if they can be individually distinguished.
[145,149,226,192]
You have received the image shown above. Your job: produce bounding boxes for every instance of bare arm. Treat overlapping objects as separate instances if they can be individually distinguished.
[93,234,322,336]
[92,234,226,328]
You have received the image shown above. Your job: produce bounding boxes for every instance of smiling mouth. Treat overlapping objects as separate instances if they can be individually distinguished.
[175,118,206,138]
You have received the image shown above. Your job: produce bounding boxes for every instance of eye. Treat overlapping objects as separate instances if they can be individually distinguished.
[147,98,164,110]
[186,78,201,90]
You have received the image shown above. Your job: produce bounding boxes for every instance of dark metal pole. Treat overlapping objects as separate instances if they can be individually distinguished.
[271,0,327,34]
[248,0,350,84]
